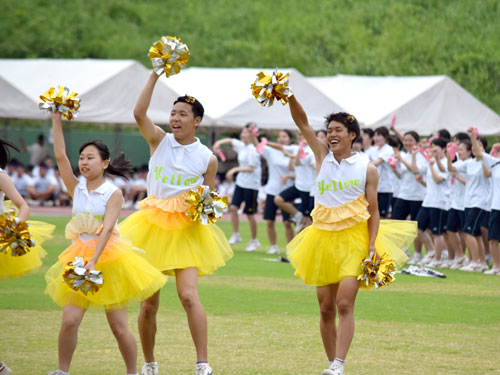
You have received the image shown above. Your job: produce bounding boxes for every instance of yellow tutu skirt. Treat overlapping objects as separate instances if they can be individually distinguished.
[0,220,55,279]
[45,235,166,310]
[119,194,233,276]
[287,196,416,287]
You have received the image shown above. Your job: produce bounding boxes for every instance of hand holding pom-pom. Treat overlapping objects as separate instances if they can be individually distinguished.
[357,252,396,289]
[148,36,190,77]
[63,256,103,295]
[251,69,292,106]
[185,185,229,225]
[39,86,80,120]
[0,212,35,256]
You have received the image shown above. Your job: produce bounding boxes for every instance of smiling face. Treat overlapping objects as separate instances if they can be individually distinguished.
[431,143,445,159]
[240,128,252,144]
[458,142,471,160]
[278,130,292,145]
[169,102,201,141]
[78,145,109,180]
[327,120,355,153]
[403,134,417,151]
[373,133,386,147]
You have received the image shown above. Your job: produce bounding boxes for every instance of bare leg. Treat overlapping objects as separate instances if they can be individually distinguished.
[283,221,294,243]
[414,236,423,254]
[106,307,137,374]
[444,232,455,260]
[230,205,239,234]
[274,195,297,217]
[418,229,434,256]
[447,232,464,258]
[433,234,445,260]
[57,305,86,372]
[316,284,338,361]
[465,234,479,263]
[489,240,500,268]
[477,235,486,264]
[247,214,257,239]
[334,278,359,360]
[175,268,208,362]
[138,291,160,362]
[266,220,277,246]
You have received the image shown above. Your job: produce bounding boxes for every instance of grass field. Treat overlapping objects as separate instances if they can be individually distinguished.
[1,216,500,375]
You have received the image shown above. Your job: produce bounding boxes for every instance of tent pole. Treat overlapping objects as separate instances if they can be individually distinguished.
[113,123,123,157]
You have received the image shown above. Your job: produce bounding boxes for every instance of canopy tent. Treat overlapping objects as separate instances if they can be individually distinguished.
[161,67,344,130]
[0,59,181,124]
[309,74,500,136]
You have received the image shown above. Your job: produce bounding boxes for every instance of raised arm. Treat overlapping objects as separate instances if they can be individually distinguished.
[429,159,445,184]
[51,112,79,196]
[468,126,483,161]
[0,173,29,221]
[212,138,233,151]
[289,95,328,163]
[134,72,166,154]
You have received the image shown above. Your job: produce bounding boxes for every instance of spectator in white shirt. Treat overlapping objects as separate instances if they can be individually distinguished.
[26,162,58,205]
[370,126,394,218]
[11,162,33,198]
[19,134,50,167]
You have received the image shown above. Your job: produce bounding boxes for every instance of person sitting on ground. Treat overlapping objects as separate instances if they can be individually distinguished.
[26,162,58,206]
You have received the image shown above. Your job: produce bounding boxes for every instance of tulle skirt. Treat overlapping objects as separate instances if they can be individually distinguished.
[287,219,416,287]
[0,220,55,279]
[119,203,233,276]
[45,235,166,311]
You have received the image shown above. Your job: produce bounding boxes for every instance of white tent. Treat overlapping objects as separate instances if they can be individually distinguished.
[161,67,344,129]
[309,74,500,136]
[0,59,180,124]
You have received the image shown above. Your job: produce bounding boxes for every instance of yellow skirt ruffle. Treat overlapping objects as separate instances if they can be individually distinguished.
[0,220,55,279]
[287,219,416,287]
[45,235,166,310]
[119,194,233,276]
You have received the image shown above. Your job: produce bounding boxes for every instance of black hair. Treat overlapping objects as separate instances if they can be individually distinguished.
[431,137,447,149]
[437,129,451,142]
[404,131,420,143]
[316,129,327,137]
[478,136,489,153]
[353,136,363,144]
[324,112,360,145]
[174,95,204,120]
[37,134,45,143]
[79,140,133,179]
[388,135,403,149]
[362,128,374,138]
[280,129,295,144]
[454,132,469,142]
[0,139,20,169]
[374,126,390,139]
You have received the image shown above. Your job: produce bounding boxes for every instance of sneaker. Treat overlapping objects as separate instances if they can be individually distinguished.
[420,251,435,265]
[427,259,443,268]
[407,253,422,265]
[484,266,500,275]
[142,362,159,375]
[266,245,280,255]
[477,263,489,272]
[196,363,213,375]
[0,362,11,375]
[450,256,467,270]
[485,253,493,265]
[295,217,307,233]
[291,211,303,225]
[228,233,242,245]
[440,259,453,268]
[460,262,482,272]
[321,365,343,375]
[245,238,261,252]
[47,371,68,375]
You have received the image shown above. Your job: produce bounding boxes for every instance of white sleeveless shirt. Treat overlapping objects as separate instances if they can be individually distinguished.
[147,133,213,199]
[0,168,5,214]
[72,180,119,241]
[315,152,368,207]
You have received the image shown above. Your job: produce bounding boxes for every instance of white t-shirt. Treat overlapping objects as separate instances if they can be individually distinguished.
[294,145,316,193]
[32,166,55,179]
[30,174,57,193]
[421,157,451,210]
[231,139,261,191]
[456,158,491,211]
[11,173,33,196]
[147,133,213,199]
[398,152,428,201]
[391,160,402,198]
[482,153,500,210]
[261,145,296,196]
[371,143,394,193]
[450,159,467,211]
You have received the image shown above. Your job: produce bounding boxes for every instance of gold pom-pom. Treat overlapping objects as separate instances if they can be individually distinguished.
[39,85,81,120]
[148,36,190,77]
[251,69,291,106]
[0,212,35,256]
[357,252,396,289]
[62,256,103,295]
[185,185,228,225]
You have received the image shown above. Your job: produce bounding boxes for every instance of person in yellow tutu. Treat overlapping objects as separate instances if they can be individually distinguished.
[45,112,166,375]
[284,95,417,375]
[119,72,233,375]
[0,138,55,280]
[0,139,55,375]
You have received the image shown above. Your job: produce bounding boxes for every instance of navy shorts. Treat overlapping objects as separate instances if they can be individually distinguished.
[391,199,422,221]
[481,210,490,229]
[463,207,487,236]
[378,192,393,218]
[231,185,258,215]
[417,206,448,235]
[279,185,314,216]
[264,194,291,222]
[446,208,465,233]
[489,210,500,241]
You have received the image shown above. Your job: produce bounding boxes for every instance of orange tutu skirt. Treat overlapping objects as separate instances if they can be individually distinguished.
[119,194,233,276]
[45,235,166,310]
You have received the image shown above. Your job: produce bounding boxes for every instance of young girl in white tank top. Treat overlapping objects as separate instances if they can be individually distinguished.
[284,94,416,375]
[45,112,166,375]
